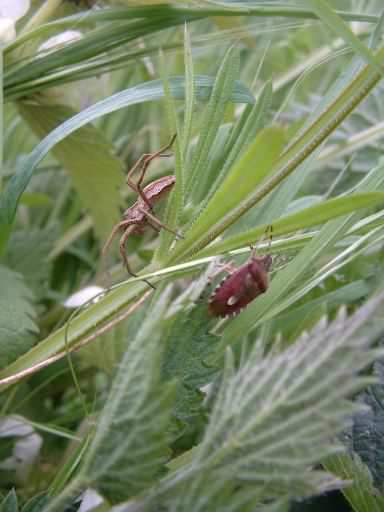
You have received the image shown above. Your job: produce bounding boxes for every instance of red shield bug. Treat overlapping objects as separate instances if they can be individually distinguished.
[208,230,273,318]
[102,135,182,288]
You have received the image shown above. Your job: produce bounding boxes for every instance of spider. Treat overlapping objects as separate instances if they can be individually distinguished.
[102,135,181,288]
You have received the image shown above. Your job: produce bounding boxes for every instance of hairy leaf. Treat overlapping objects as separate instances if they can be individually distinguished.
[324,452,384,512]
[144,292,384,511]
[80,293,175,503]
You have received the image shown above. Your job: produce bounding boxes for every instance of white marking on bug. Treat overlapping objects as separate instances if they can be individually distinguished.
[227,295,240,306]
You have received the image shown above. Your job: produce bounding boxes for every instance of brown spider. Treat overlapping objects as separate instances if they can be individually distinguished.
[102,135,181,288]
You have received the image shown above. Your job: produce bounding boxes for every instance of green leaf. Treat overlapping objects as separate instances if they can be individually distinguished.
[324,453,384,512]
[22,494,49,512]
[182,23,195,158]
[145,292,384,511]
[1,489,18,512]
[79,292,175,503]
[162,300,220,420]
[3,226,58,300]
[18,104,123,240]
[0,75,253,253]
[0,265,38,369]
[186,45,240,198]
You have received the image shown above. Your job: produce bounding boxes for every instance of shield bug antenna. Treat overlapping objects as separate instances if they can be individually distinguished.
[208,226,273,318]
[102,135,182,289]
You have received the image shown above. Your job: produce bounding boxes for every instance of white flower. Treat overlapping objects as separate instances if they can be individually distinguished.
[64,285,106,308]
[37,29,107,109]
[0,0,30,43]
[39,29,83,52]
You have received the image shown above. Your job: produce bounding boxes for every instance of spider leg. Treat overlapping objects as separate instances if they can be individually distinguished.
[126,134,177,210]
[102,220,131,281]
[139,207,183,239]
[119,224,156,289]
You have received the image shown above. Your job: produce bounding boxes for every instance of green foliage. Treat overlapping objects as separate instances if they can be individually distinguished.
[3,226,57,300]
[76,293,175,504]
[138,293,384,511]
[3,2,384,511]
[19,104,124,240]
[0,265,38,368]
[1,489,18,512]
[162,300,220,421]
[324,453,384,512]
[348,353,384,489]
[0,75,253,254]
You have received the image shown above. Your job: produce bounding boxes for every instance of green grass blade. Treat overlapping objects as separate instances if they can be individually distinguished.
[182,23,195,159]
[197,192,384,257]
[185,45,240,199]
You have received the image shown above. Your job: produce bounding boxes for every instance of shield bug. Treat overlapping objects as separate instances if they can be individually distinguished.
[208,238,273,318]
[102,135,181,287]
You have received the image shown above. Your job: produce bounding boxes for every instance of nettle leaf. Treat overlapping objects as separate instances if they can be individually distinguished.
[0,265,38,369]
[324,452,384,512]
[4,226,58,300]
[76,293,175,504]
[18,104,123,240]
[162,299,220,421]
[347,351,384,489]
[145,292,384,512]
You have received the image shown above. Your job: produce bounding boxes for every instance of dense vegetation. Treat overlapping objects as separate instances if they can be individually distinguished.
[1,1,384,511]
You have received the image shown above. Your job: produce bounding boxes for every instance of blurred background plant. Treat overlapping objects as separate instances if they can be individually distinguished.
[1,1,384,511]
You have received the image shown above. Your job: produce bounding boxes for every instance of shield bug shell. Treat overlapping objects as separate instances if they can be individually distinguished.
[208,252,272,318]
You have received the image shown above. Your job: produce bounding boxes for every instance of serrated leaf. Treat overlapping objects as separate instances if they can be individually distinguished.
[324,452,384,512]
[18,104,123,240]
[146,292,384,511]
[162,300,220,420]
[77,294,176,503]
[0,265,38,369]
